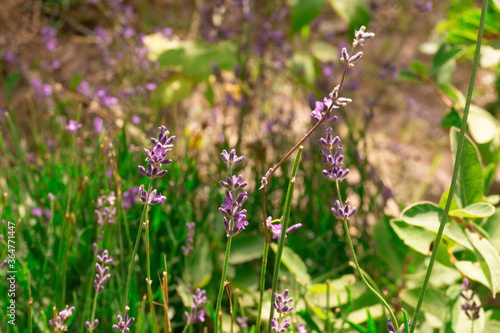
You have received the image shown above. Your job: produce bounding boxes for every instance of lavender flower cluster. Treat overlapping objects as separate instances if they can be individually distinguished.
[95,191,117,227]
[181,222,196,255]
[271,289,294,332]
[112,306,135,332]
[460,277,481,320]
[387,319,413,333]
[184,288,207,324]
[138,126,175,179]
[218,149,249,236]
[94,249,113,293]
[264,216,302,241]
[48,306,75,332]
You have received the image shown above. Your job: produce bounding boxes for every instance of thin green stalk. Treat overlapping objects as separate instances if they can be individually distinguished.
[256,241,269,332]
[409,1,489,331]
[326,280,330,333]
[214,234,233,332]
[144,182,159,332]
[267,147,302,333]
[123,179,151,311]
[89,292,99,331]
[335,181,398,327]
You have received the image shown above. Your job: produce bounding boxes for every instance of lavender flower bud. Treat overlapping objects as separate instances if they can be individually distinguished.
[112,306,135,332]
[331,200,357,220]
[340,47,349,64]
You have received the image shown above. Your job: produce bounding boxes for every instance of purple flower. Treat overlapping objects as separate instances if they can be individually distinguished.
[310,98,338,123]
[184,288,207,324]
[122,187,140,209]
[181,222,196,255]
[94,249,113,293]
[220,149,245,170]
[95,192,117,227]
[387,319,413,333]
[146,83,157,91]
[331,200,357,220]
[271,289,294,332]
[32,208,43,217]
[48,306,75,331]
[131,115,141,124]
[318,127,350,182]
[66,120,82,133]
[77,81,93,99]
[460,277,481,320]
[237,316,249,329]
[264,216,302,241]
[137,185,166,205]
[93,117,103,134]
[138,126,175,179]
[41,26,57,52]
[414,0,432,12]
[297,323,307,333]
[112,306,135,332]
[49,193,56,201]
[85,319,99,330]
[5,51,15,62]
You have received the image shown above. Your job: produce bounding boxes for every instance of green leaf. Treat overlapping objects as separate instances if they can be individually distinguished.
[390,220,436,255]
[441,108,463,129]
[450,127,484,208]
[229,235,264,265]
[155,76,194,106]
[373,215,408,275]
[465,229,500,296]
[455,260,491,289]
[311,41,339,63]
[288,0,325,34]
[398,69,423,82]
[431,44,466,84]
[328,0,371,37]
[290,52,316,88]
[366,309,377,333]
[307,275,358,307]
[411,61,428,78]
[468,104,499,144]
[485,163,498,194]
[400,286,447,321]
[270,244,311,283]
[449,202,495,218]
[437,84,466,106]
[347,321,368,333]
[482,210,500,250]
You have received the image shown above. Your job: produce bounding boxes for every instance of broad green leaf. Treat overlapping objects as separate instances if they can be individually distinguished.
[483,210,500,250]
[311,41,339,63]
[328,0,371,37]
[411,61,428,78]
[188,236,213,288]
[288,0,325,34]
[455,260,492,289]
[307,275,358,307]
[398,69,423,82]
[450,128,484,208]
[441,108,463,130]
[439,188,460,211]
[468,105,499,144]
[155,76,194,106]
[347,321,369,333]
[270,244,311,283]
[400,202,473,251]
[229,235,264,264]
[449,202,496,218]
[466,230,500,296]
[431,44,466,84]
[346,304,383,325]
[441,284,485,333]
[373,216,408,275]
[400,286,447,321]
[437,84,466,106]
[390,220,436,255]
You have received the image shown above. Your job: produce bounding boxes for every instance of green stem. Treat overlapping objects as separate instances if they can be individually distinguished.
[409,1,489,330]
[214,235,233,332]
[123,179,151,311]
[145,182,159,332]
[89,292,99,331]
[335,181,398,328]
[256,241,269,332]
[267,148,302,333]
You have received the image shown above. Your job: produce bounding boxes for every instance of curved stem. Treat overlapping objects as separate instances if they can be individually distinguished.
[335,181,398,327]
[214,235,233,332]
[409,1,489,331]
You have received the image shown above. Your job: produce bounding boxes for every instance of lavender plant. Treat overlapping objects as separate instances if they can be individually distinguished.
[112,306,135,332]
[270,289,294,333]
[214,148,248,331]
[48,306,76,332]
[86,249,114,331]
[183,288,207,331]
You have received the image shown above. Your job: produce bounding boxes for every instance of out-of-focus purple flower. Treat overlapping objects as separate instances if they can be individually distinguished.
[122,187,140,209]
[48,306,75,331]
[237,316,249,329]
[77,81,93,99]
[318,127,350,182]
[52,60,61,69]
[44,209,51,218]
[94,249,113,293]
[112,306,135,332]
[131,115,141,124]
[310,98,338,123]
[41,26,57,52]
[123,27,135,39]
[66,120,82,133]
[264,216,302,241]
[146,83,157,91]
[1,258,9,268]
[93,117,103,134]
[297,323,307,333]
[138,126,175,179]
[85,319,99,330]
[414,0,432,12]
[184,288,207,324]
[331,200,357,220]
[460,277,481,320]
[49,193,56,201]
[95,192,117,227]
[4,51,15,62]
[32,208,43,216]
[181,222,196,255]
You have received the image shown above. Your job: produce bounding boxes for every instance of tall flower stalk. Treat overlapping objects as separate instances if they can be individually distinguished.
[214,149,248,332]
[123,126,175,333]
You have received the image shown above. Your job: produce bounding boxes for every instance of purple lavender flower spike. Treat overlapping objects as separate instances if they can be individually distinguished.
[331,200,357,220]
[414,0,432,12]
[41,25,57,52]
[85,319,99,330]
[122,187,139,209]
[460,277,481,320]
[264,216,302,241]
[112,306,135,332]
[297,323,307,333]
[94,249,113,293]
[181,222,196,255]
[219,149,248,236]
[66,120,82,133]
[310,98,338,123]
[271,290,294,332]
[237,316,249,329]
[387,320,396,333]
[184,288,207,324]
[48,306,75,331]
[95,192,117,227]
[138,126,175,179]
[137,185,166,205]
